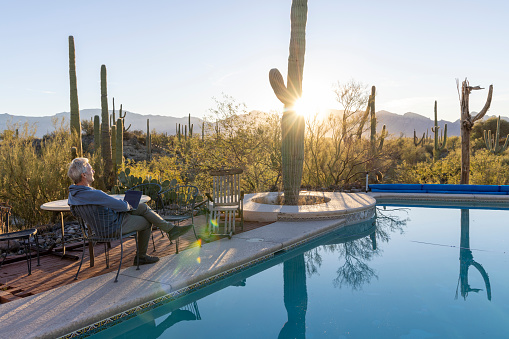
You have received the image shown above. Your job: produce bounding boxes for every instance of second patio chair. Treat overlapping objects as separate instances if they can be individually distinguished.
[205,168,244,239]
[158,185,201,253]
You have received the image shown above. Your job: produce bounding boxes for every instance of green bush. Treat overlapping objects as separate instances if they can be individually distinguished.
[0,121,75,228]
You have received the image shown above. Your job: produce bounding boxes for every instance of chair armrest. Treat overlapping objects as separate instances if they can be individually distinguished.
[205,193,213,201]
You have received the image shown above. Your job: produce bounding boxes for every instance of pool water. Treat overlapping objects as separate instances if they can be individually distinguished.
[93,206,509,338]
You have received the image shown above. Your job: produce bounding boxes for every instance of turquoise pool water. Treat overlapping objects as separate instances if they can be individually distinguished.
[93,206,509,338]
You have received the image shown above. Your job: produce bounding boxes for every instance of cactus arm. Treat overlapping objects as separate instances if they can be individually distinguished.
[269,68,293,106]
[112,97,116,123]
[471,85,494,123]
[414,129,425,146]
[439,124,448,150]
[483,129,492,151]
[500,135,509,153]
[377,125,387,152]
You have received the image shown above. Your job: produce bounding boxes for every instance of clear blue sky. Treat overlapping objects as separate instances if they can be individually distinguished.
[1,0,508,122]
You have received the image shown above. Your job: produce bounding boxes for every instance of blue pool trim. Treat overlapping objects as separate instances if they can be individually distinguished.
[370,183,509,194]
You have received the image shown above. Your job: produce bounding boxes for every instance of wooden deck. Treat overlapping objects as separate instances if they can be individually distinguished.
[0,217,271,304]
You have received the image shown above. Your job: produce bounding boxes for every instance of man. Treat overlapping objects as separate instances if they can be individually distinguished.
[67,157,192,265]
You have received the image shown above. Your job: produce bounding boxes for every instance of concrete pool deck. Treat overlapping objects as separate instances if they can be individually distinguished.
[0,192,376,339]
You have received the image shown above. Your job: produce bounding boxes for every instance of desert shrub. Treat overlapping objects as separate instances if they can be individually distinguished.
[81,118,94,136]
[470,149,509,185]
[0,120,75,228]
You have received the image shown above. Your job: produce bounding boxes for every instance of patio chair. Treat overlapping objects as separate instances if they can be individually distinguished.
[158,185,201,253]
[70,204,139,282]
[127,183,163,252]
[0,228,39,276]
[205,168,244,239]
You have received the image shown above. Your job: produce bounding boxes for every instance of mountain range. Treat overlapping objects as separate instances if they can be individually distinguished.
[0,108,505,138]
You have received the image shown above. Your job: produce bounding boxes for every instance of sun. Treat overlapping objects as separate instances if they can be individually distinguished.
[293,95,323,119]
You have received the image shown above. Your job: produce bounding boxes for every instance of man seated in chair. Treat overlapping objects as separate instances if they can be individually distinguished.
[67,157,192,265]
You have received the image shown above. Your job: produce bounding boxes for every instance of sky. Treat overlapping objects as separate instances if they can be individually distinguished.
[1,0,509,122]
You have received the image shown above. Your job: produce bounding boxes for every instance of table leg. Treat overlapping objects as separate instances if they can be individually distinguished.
[49,211,79,261]
[60,212,65,256]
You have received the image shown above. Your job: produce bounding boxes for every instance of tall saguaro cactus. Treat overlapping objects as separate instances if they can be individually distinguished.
[269,0,308,205]
[101,65,113,187]
[432,101,447,162]
[68,35,82,156]
[459,78,493,184]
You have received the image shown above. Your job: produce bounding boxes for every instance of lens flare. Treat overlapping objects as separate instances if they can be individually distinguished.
[196,256,201,264]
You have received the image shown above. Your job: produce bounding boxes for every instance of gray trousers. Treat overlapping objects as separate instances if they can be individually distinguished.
[121,203,171,255]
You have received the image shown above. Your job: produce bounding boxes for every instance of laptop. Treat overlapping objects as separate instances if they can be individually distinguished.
[123,190,143,209]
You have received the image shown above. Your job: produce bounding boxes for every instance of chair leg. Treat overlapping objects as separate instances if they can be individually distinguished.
[24,239,31,276]
[35,233,40,266]
[74,239,87,280]
[151,231,156,252]
[135,234,140,270]
[104,242,110,269]
[115,237,123,283]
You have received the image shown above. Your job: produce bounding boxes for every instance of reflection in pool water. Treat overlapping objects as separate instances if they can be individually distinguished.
[94,206,509,338]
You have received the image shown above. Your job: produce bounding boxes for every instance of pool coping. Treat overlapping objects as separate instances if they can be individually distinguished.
[369,192,509,206]
[0,194,376,339]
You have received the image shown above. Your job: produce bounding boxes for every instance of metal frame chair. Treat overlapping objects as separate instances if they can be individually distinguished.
[0,228,39,276]
[127,183,163,252]
[158,185,201,253]
[70,204,139,282]
[205,168,244,238]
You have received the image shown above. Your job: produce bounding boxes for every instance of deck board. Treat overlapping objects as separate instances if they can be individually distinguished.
[0,216,271,303]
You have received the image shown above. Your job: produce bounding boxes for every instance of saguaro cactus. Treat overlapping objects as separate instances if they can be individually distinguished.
[432,101,447,162]
[116,118,124,169]
[356,86,375,139]
[101,65,113,187]
[484,116,509,154]
[269,0,308,205]
[146,119,152,161]
[459,78,493,184]
[414,130,425,147]
[93,115,100,152]
[369,86,387,156]
[68,35,82,156]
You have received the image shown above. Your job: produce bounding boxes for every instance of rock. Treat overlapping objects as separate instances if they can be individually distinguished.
[0,240,20,251]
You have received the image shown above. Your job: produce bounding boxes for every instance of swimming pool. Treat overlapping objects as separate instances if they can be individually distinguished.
[91,205,509,338]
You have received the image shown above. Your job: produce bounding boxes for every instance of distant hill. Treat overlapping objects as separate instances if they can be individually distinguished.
[0,109,204,138]
[0,109,505,138]
[377,110,461,138]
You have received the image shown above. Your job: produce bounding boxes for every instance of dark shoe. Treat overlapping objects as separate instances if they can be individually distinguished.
[167,224,193,240]
[134,254,159,265]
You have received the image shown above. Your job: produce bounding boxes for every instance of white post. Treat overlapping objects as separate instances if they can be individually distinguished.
[365,172,369,192]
